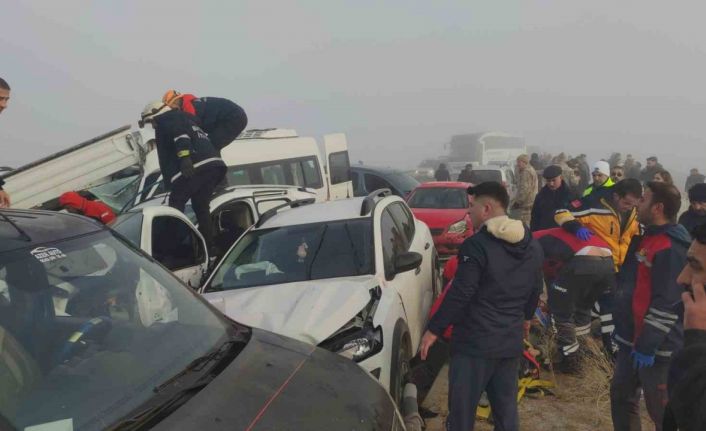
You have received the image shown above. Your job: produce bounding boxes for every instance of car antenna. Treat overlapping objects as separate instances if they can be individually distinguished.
[0,211,32,242]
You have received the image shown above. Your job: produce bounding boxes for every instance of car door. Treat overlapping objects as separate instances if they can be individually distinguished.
[113,207,208,288]
[324,133,354,200]
[377,201,426,346]
[364,173,397,196]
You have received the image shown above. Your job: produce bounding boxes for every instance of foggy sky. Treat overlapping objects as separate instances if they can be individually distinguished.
[2,1,706,179]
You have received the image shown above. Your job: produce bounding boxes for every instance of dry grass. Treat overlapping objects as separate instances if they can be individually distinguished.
[567,338,614,412]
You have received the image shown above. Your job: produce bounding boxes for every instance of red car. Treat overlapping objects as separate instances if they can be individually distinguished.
[406,181,473,257]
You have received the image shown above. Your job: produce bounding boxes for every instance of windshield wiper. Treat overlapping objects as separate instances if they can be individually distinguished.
[107,340,239,431]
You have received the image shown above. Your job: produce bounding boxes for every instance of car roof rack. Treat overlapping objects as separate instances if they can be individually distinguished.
[255,198,317,228]
[360,188,391,216]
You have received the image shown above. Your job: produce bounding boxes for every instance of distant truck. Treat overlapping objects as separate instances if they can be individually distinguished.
[447,131,526,167]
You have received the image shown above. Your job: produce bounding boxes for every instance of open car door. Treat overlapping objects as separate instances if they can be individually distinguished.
[112,206,208,288]
[323,134,354,200]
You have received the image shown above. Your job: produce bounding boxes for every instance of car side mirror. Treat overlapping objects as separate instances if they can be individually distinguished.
[394,251,423,275]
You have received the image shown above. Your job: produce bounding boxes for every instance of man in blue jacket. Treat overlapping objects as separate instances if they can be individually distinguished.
[420,181,544,431]
[139,101,226,252]
[611,181,691,431]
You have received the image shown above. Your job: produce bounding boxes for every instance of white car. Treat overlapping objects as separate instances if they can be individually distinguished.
[111,185,318,287]
[199,189,439,404]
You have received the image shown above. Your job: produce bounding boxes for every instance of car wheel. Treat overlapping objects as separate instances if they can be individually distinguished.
[389,327,411,407]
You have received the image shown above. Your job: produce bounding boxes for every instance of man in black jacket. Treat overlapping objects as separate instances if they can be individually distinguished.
[420,181,544,431]
[457,164,474,183]
[530,165,572,231]
[140,101,226,252]
[685,168,705,192]
[679,183,706,234]
[663,223,706,431]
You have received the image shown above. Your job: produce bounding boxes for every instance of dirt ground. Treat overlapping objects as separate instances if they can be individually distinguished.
[421,364,653,431]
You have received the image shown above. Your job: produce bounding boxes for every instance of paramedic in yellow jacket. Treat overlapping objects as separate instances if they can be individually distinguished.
[555,178,642,270]
[554,178,643,352]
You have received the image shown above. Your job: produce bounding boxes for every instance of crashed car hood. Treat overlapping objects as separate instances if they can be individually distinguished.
[204,275,377,345]
[411,208,468,229]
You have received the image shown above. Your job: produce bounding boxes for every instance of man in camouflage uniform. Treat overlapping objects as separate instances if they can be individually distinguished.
[512,154,538,226]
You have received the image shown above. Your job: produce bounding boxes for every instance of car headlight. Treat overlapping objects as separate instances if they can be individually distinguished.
[319,287,383,362]
[447,219,467,234]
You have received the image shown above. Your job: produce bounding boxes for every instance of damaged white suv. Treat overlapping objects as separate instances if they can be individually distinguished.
[200,189,439,403]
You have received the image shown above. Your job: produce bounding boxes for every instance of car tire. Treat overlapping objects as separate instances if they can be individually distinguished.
[389,322,412,407]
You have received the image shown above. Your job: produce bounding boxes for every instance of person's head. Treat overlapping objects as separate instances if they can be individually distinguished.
[465,163,473,170]
[689,184,706,216]
[467,182,509,227]
[646,156,658,168]
[579,154,587,160]
[438,163,447,170]
[542,165,563,191]
[592,161,611,186]
[139,100,172,129]
[653,170,674,185]
[637,181,681,225]
[611,166,625,183]
[0,77,10,115]
[691,168,700,175]
[677,223,706,287]
[611,178,643,213]
[531,153,539,160]
[162,89,184,109]
[516,154,529,170]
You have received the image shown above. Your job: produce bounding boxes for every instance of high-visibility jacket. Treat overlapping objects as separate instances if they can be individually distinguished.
[555,197,640,270]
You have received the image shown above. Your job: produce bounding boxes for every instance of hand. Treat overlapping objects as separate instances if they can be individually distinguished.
[419,330,438,361]
[683,281,706,331]
[631,350,655,370]
[576,227,593,241]
[179,157,195,179]
[0,189,9,208]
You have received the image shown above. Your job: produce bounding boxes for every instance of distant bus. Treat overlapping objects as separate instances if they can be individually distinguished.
[447,132,526,166]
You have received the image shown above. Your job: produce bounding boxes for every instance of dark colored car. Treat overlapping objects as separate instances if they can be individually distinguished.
[0,209,402,431]
[350,166,420,198]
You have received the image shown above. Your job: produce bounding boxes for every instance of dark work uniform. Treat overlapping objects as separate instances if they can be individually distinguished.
[611,224,690,431]
[678,208,706,235]
[534,228,615,362]
[154,110,226,250]
[180,95,248,154]
[530,182,572,232]
[427,217,544,431]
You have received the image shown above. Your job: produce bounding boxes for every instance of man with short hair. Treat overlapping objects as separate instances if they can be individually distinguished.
[640,156,664,184]
[611,182,690,431]
[663,223,706,431]
[679,183,706,233]
[457,163,474,183]
[0,77,11,208]
[420,182,544,431]
[530,165,572,232]
[512,154,538,226]
[611,166,625,183]
[685,168,705,192]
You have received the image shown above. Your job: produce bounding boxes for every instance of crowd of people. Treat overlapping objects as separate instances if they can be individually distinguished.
[423,150,706,430]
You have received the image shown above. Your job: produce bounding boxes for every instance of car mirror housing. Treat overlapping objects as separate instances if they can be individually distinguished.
[394,251,423,275]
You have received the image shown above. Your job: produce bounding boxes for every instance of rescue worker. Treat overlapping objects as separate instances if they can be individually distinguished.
[434,163,451,181]
[685,168,705,192]
[162,90,248,155]
[58,191,116,224]
[534,227,614,373]
[583,160,615,204]
[555,178,643,350]
[663,223,706,431]
[0,77,12,208]
[512,154,538,226]
[530,165,572,232]
[420,182,544,431]
[456,163,474,183]
[139,101,226,253]
[678,183,706,234]
[611,181,690,431]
